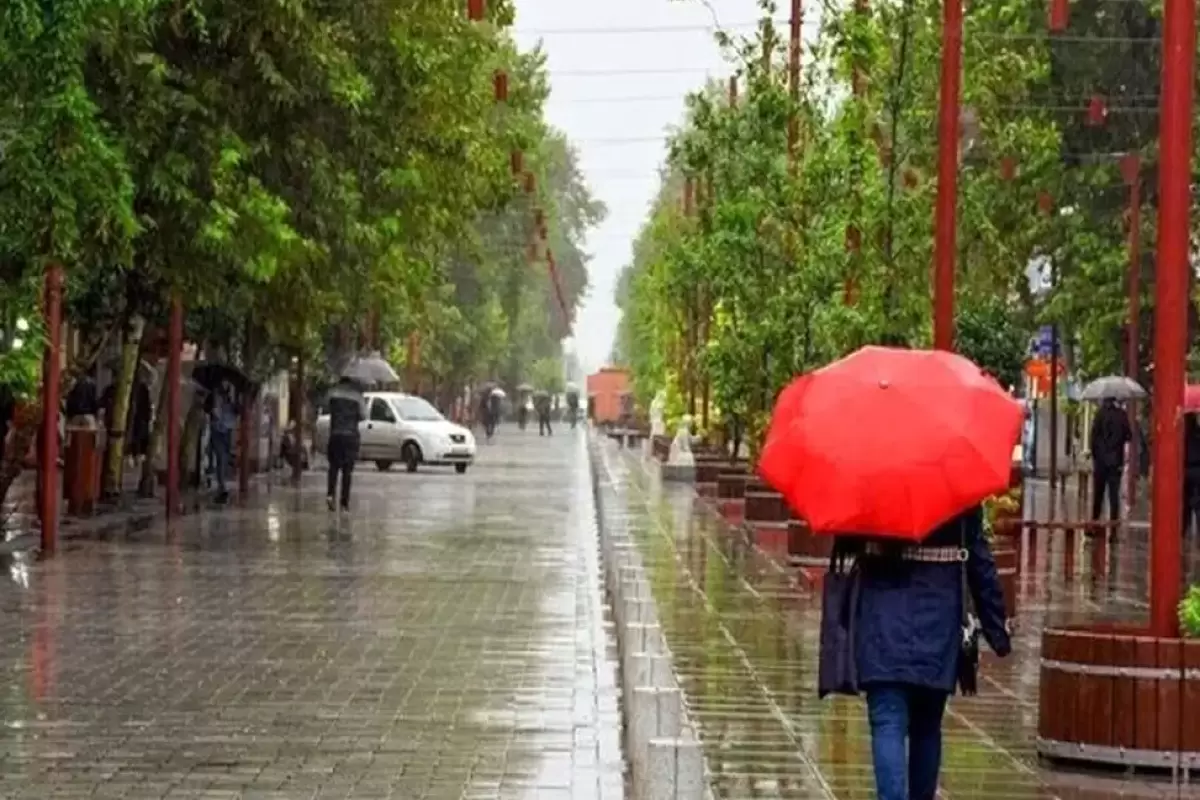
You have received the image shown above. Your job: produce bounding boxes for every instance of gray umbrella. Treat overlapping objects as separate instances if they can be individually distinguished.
[340,351,399,387]
[1080,375,1147,401]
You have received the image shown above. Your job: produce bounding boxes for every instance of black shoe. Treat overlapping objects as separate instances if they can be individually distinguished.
[340,503,350,512]
[327,496,336,511]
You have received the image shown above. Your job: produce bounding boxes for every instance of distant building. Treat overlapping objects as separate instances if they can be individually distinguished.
[586,367,630,425]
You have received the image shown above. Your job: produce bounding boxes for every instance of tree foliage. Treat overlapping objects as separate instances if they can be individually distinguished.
[0,0,604,501]
[613,0,1127,456]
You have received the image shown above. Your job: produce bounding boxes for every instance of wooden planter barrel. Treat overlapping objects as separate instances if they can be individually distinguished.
[694,457,726,498]
[717,466,750,525]
[745,480,789,555]
[1037,625,1200,769]
[788,518,833,566]
[992,544,1018,617]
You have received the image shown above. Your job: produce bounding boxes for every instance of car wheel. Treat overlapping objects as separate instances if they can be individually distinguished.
[375,460,393,472]
[403,442,421,473]
[455,463,468,474]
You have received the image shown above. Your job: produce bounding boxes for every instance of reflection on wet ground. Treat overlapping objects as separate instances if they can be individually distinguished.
[595,440,1200,799]
[0,429,624,799]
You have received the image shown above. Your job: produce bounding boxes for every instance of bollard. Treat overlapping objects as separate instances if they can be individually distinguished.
[623,622,663,656]
[622,597,654,627]
[642,737,706,800]
[629,687,683,785]
[623,652,676,695]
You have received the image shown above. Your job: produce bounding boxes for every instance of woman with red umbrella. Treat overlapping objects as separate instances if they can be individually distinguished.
[760,346,1015,800]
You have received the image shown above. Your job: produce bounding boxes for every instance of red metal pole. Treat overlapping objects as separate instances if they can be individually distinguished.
[787,0,802,163]
[165,294,183,517]
[40,263,64,555]
[1148,0,1194,638]
[1122,154,1141,508]
[932,0,963,351]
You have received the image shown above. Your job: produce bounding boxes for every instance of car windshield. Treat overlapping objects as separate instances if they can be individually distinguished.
[393,396,443,422]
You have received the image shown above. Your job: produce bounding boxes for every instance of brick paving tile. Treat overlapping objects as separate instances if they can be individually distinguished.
[594,439,1200,800]
[0,429,623,799]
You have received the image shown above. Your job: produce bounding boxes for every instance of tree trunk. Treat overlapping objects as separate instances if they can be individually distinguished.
[180,399,205,489]
[102,315,145,498]
[138,372,170,497]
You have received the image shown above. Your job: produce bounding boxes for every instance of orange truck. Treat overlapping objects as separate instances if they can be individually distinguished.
[586,367,631,425]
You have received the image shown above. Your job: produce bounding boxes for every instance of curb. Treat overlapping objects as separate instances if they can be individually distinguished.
[588,434,711,800]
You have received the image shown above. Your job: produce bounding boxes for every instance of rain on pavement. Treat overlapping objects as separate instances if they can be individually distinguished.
[2,427,1200,798]
[0,429,622,799]
[593,438,1200,800]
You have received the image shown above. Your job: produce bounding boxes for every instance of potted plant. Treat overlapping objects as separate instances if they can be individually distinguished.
[983,489,1021,540]
[983,491,1021,617]
[1181,585,1200,637]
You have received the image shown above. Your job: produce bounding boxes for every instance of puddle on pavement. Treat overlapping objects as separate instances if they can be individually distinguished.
[599,442,1200,799]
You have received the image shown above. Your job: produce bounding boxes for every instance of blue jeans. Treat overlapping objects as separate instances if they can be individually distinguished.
[210,430,231,493]
[866,684,949,800]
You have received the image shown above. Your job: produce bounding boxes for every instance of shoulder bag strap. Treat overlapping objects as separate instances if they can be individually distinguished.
[961,520,971,624]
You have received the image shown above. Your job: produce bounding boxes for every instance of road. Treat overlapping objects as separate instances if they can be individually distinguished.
[0,428,623,799]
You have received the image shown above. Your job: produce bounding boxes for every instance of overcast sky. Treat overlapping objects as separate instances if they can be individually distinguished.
[512,0,764,375]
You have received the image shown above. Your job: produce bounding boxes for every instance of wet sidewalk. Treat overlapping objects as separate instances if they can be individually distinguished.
[592,438,1200,799]
[0,429,623,799]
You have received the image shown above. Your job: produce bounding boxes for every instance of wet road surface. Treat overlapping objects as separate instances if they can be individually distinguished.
[593,439,1200,800]
[0,428,623,799]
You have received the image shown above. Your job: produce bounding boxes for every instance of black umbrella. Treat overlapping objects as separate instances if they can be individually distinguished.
[339,350,399,387]
[189,362,255,397]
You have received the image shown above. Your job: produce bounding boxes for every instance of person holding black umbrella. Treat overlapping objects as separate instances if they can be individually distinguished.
[325,376,365,511]
[208,386,237,503]
[1090,397,1131,523]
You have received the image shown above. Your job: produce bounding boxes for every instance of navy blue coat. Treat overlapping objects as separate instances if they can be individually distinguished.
[846,507,1011,693]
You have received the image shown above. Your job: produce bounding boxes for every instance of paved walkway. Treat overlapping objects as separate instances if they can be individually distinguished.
[592,438,1200,800]
[0,428,623,799]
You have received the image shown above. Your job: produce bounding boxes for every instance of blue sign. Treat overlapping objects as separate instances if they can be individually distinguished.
[1033,326,1054,357]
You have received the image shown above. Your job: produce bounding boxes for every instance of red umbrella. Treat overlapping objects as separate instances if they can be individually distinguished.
[1185,385,1200,412]
[758,346,1023,540]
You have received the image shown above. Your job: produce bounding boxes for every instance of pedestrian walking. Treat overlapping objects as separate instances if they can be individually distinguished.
[1089,398,1131,523]
[487,389,504,441]
[756,346,1020,800]
[128,378,151,468]
[1184,415,1200,536]
[325,376,364,512]
[566,389,580,429]
[839,507,1012,800]
[208,387,236,504]
[535,392,552,436]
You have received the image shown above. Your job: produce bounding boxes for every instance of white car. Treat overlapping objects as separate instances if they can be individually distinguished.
[314,392,476,473]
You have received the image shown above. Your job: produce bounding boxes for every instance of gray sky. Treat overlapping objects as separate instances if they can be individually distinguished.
[512,0,762,375]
